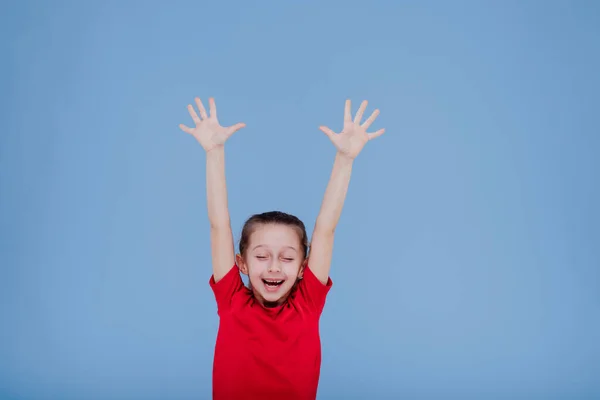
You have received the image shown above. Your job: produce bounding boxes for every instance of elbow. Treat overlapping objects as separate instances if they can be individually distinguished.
[210,218,231,231]
[315,214,338,234]
[313,222,336,237]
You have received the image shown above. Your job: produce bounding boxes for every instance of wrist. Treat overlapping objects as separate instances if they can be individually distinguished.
[206,145,225,156]
[336,152,355,165]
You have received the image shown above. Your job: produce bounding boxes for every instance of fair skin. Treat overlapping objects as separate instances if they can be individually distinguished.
[236,223,306,307]
[179,97,245,282]
[310,99,385,284]
[179,97,384,301]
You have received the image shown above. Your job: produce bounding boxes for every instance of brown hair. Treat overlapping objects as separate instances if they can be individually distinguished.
[239,211,309,259]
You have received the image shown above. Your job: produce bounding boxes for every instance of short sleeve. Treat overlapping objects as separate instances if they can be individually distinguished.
[209,264,245,313]
[295,265,333,314]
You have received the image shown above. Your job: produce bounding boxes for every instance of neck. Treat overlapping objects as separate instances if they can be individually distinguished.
[249,280,300,307]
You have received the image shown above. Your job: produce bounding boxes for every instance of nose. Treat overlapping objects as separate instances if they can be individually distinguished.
[268,261,281,273]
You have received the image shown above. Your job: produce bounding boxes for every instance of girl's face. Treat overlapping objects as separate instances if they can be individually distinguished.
[237,223,305,307]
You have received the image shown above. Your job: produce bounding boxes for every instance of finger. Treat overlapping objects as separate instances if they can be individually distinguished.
[187,104,201,125]
[194,97,208,120]
[179,123,194,135]
[319,125,336,140]
[227,122,246,136]
[368,128,385,140]
[344,99,352,123]
[354,100,368,124]
[362,109,380,129]
[209,97,217,119]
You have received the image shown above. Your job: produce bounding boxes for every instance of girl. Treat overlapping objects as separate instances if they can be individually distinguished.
[179,97,385,399]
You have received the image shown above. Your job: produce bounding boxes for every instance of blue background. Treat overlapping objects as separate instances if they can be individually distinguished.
[2,1,599,399]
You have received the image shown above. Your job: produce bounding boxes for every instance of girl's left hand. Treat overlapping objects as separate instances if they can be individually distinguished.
[319,99,385,159]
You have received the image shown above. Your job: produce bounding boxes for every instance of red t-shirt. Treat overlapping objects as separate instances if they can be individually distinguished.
[209,264,333,400]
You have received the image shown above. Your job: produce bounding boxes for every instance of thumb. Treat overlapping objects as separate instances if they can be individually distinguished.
[319,126,336,141]
[227,122,246,136]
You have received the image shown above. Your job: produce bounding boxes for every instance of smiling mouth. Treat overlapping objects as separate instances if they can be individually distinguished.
[262,279,284,289]
[262,279,285,292]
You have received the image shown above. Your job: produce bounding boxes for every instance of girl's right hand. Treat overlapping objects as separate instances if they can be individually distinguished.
[179,97,246,152]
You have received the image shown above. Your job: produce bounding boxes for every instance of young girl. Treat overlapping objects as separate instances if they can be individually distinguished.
[179,97,385,399]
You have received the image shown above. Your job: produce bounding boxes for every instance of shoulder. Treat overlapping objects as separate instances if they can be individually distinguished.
[210,264,251,313]
[301,265,333,290]
[292,265,333,314]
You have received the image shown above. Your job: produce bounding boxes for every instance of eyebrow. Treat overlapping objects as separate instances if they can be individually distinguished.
[252,244,298,252]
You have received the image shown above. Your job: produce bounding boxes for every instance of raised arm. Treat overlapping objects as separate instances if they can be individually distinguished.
[179,97,246,282]
[308,99,385,284]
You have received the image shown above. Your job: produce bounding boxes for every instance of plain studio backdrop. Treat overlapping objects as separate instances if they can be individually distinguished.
[1,1,599,399]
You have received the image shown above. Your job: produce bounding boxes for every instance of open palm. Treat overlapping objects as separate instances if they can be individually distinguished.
[319,99,385,159]
[179,97,245,152]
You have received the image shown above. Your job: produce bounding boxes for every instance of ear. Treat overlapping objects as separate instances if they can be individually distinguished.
[236,254,249,275]
[298,258,308,279]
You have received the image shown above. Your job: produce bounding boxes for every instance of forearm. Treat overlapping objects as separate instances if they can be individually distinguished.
[180,96,241,281]
[206,147,231,228]
[315,152,354,233]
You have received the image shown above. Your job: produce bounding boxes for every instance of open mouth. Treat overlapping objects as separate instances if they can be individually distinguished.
[262,279,285,292]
